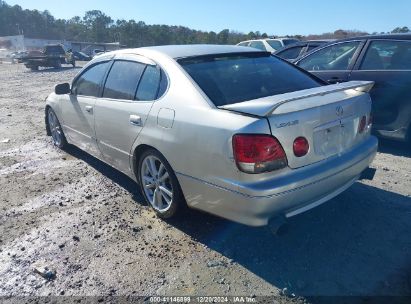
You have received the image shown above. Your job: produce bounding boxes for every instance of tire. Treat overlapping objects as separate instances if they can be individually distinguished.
[47,108,67,149]
[138,149,186,219]
[54,60,62,69]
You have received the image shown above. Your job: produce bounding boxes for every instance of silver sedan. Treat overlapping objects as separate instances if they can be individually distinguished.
[45,45,378,227]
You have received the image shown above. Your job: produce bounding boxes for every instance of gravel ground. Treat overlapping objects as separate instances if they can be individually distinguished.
[0,63,410,301]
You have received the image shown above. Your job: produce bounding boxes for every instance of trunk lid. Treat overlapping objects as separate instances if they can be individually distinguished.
[219,81,374,169]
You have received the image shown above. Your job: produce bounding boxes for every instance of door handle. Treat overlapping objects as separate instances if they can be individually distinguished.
[85,106,93,113]
[129,115,142,126]
[327,77,343,84]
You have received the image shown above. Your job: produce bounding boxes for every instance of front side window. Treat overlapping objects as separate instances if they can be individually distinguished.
[298,41,361,71]
[72,61,111,97]
[249,41,267,51]
[360,40,411,70]
[179,53,321,106]
[136,65,161,101]
[103,60,145,100]
[277,46,304,60]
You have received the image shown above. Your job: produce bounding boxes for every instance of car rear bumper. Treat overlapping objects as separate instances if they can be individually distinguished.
[177,136,378,226]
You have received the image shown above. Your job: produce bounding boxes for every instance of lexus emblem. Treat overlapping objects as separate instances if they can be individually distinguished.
[336,106,344,117]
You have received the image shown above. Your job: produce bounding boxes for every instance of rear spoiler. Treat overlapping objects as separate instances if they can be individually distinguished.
[218,81,374,117]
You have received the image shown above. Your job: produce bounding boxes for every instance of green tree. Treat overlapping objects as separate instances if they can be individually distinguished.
[83,10,113,42]
[391,26,410,33]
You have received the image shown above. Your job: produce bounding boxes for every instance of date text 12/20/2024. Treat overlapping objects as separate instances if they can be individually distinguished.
[149,296,257,303]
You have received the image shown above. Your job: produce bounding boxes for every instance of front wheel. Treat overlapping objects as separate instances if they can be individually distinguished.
[47,108,67,149]
[138,149,186,219]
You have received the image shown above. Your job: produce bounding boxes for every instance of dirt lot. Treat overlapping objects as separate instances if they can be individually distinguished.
[0,63,411,301]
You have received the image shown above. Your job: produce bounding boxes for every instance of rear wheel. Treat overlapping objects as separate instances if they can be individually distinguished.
[47,108,67,149]
[138,149,185,219]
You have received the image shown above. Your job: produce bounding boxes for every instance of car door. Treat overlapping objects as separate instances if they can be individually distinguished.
[348,39,411,135]
[60,60,111,156]
[94,55,164,175]
[297,40,365,84]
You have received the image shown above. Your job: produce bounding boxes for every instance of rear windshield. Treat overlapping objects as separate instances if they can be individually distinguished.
[283,39,300,46]
[46,45,65,54]
[179,53,321,106]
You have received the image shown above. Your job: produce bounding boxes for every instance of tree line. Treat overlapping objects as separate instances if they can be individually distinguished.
[0,1,409,48]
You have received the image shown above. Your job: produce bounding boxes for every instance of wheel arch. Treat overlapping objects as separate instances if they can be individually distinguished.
[132,144,159,183]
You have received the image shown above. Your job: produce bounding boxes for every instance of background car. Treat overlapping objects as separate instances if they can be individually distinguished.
[73,51,91,61]
[273,40,332,62]
[45,45,377,227]
[295,34,411,143]
[237,38,300,52]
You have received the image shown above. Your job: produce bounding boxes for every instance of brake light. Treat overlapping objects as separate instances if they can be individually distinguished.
[358,115,367,133]
[293,137,309,157]
[232,134,287,174]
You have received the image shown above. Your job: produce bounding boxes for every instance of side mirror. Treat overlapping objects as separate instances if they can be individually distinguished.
[55,83,71,95]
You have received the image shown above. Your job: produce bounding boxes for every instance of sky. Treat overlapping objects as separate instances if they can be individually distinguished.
[5,0,411,36]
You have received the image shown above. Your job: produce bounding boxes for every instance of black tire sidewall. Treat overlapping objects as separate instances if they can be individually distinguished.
[137,149,185,219]
[47,108,67,149]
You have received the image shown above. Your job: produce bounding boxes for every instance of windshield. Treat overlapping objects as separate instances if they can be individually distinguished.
[179,53,321,106]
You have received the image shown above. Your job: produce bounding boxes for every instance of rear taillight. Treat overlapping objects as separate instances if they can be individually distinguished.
[232,134,287,174]
[293,137,309,157]
[358,115,367,133]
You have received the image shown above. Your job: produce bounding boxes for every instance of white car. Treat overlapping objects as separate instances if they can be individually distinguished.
[237,38,300,52]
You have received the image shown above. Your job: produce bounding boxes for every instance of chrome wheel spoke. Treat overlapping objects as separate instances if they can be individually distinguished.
[142,176,155,189]
[148,157,158,176]
[159,185,172,199]
[158,171,169,183]
[48,111,62,146]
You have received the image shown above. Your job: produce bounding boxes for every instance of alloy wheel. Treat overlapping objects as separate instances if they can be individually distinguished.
[140,155,173,212]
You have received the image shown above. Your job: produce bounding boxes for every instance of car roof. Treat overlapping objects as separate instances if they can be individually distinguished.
[330,33,411,42]
[113,44,262,59]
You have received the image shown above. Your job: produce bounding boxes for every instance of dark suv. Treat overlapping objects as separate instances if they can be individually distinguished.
[295,34,411,143]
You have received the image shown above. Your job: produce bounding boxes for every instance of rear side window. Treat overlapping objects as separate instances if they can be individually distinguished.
[238,42,249,47]
[266,40,283,50]
[360,40,411,70]
[103,61,145,100]
[298,41,361,71]
[249,41,267,51]
[136,65,161,101]
[277,46,304,60]
[179,53,321,106]
[72,61,111,97]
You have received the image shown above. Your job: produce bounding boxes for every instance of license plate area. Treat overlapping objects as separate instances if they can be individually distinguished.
[313,117,356,157]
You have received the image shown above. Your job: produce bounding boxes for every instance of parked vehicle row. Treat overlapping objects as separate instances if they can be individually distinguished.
[240,34,411,143]
[22,44,75,71]
[295,34,411,143]
[237,38,300,52]
[45,45,377,228]
[273,40,333,62]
